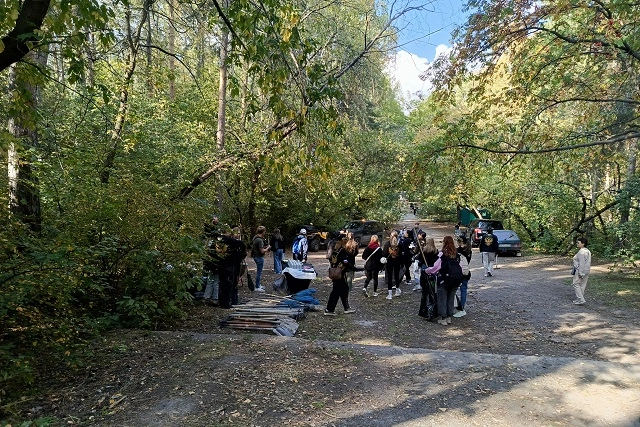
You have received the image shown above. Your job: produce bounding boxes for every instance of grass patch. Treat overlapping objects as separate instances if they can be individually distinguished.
[583,272,640,308]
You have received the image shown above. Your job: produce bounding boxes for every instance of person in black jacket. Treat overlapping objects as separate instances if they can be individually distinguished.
[208,225,246,308]
[399,229,414,285]
[324,234,358,315]
[382,230,402,299]
[270,228,285,274]
[454,236,472,317]
[479,227,499,277]
[361,235,383,297]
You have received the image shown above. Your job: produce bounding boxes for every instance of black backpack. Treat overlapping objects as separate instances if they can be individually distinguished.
[439,254,464,287]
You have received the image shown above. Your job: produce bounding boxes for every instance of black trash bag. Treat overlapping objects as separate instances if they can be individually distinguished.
[418,272,438,320]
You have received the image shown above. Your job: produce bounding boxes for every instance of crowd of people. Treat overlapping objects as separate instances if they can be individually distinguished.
[201,217,592,319]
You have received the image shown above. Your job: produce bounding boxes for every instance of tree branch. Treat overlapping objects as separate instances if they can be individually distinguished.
[0,0,51,71]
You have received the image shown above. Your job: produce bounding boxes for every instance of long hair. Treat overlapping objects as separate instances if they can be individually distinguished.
[389,230,399,247]
[273,228,283,240]
[345,232,358,254]
[423,237,437,254]
[441,235,457,258]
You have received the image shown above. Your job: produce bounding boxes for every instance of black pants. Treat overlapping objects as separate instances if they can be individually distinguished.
[385,262,401,290]
[326,279,350,312]
[363,269,379,292]
[218,264,237,309]
[403,258,412,281]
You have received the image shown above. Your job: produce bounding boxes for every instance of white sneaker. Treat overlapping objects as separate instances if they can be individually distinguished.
[395,288,402,296]
[254,287,265,293]
[372,292,379,297]
[453,310,466,318]
[412,284,421,291]
[386,294,393,300]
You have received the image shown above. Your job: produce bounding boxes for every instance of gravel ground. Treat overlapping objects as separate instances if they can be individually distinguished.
[19,219,640,427]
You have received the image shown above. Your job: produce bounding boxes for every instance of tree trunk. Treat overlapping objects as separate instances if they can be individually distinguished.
[100,0,151,184]
[7,59,45,233]
[215,8,229,212]
[0,0,51,71]
[168,0,176,100]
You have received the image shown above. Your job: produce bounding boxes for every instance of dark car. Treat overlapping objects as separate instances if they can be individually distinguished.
[343,220,384,246]
[492,229,523,256]
[469,219,505,247]
[298,224,330,252]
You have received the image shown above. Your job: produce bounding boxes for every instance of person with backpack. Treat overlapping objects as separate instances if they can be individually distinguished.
[480,227,499,277]
[382,230,403,299]
[292,229,308,262]
[426,235,464,325]
[361,234,383,297]
[324,234,357,315]
[250,225,271,292]
[270,228,285,274]
[454,236,472,318]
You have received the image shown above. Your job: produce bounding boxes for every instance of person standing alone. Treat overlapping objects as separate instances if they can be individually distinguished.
[572,237,591,305]
[251,226,271,292]
[479,227,499,277]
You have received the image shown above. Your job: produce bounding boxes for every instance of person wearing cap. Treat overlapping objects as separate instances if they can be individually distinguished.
[479,227,499,277]
[292,228,308,262]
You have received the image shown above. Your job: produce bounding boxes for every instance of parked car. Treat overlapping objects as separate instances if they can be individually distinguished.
[298,224,331,252]
[343,220,384,246]
[492,229,523,256]
[469,219,505,247]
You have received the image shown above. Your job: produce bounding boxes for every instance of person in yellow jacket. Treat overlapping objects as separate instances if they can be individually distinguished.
[572,237,592,305]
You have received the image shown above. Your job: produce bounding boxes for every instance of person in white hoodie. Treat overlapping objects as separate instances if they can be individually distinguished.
[572,237,592,305]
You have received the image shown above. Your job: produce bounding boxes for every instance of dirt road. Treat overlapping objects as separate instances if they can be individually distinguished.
[25,220,640,426]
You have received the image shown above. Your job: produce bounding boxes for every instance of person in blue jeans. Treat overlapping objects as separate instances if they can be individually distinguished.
[454,236,472,317]
[251,225,271,292]
[270,228,285,274]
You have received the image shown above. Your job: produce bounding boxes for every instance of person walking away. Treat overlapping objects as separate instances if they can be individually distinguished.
[251,225,271,292]
[361,235,383,297]
[382,230,402,299]
[399,229,414,286]
[270,228,285,274]
[454,236,472,317]
[344,232,359,293]
[291,229,308,262]
[202,215,220,305]
[479,227,499,277]
[426,236,464,325]
[572,237,591,305]
[324,234,357,315]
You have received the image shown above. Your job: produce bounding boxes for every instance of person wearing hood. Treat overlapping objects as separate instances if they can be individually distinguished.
[361,235,383,297]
